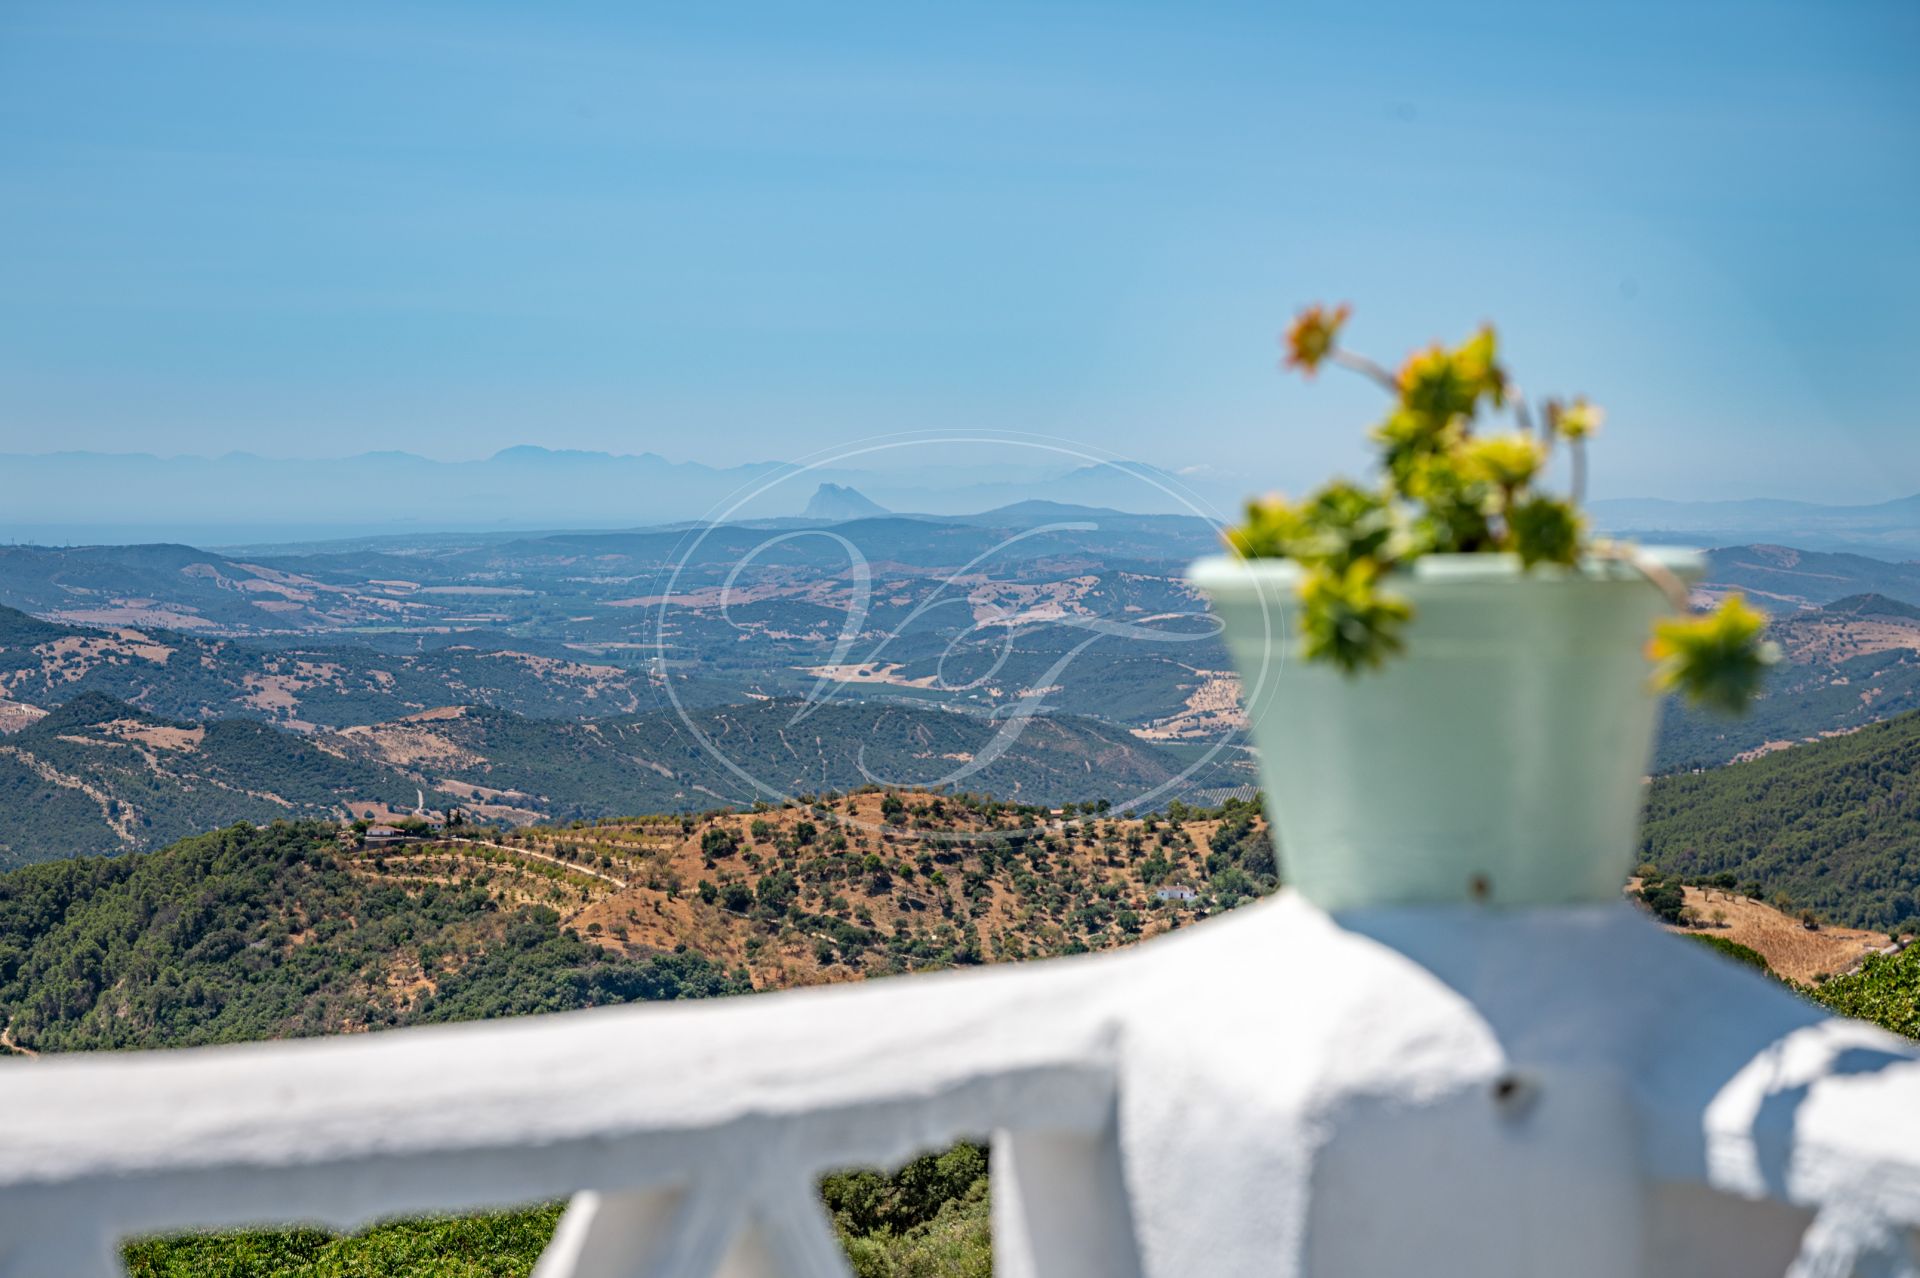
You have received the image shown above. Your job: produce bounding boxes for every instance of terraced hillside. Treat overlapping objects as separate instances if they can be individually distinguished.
[356,791,1274,990]
[0,791,1273,1051]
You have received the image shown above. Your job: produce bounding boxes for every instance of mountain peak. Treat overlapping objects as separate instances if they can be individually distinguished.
[34,690,155,732]
[802,484,890,521]
[1822,593,1920,621]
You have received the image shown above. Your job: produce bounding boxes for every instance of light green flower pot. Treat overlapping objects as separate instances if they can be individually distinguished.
[1188,548,1704,910]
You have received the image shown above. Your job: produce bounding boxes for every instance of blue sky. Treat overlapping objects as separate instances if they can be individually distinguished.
[0,0,1915,502]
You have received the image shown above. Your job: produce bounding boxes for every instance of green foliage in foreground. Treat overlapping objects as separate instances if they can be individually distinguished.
[838,1179,991,1278]
[0,822,748,1052]
[121,1148,994,1278]
[124,1205,566,1278]
[1811,943,1920,1040]
[824,1144,993,1278]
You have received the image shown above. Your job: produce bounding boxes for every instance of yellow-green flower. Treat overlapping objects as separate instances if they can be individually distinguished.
[1225,493,1310,559]
[1297,560,1413,674]
[1398,326,1507,425]
[1230,300,1772,714]
[1648,595,1781,715]
[1281,303,1350,377]
[1507,496,1582,567]
[1545,396,1604,440]
[1458,432,1546,491]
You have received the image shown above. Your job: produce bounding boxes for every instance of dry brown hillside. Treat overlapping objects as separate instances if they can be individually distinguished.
[1627,880,1896,984]
[346,790,1277,991]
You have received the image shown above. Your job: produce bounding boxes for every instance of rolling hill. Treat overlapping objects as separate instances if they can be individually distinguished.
[0,690,1228,868]
[322,697,1217,824]
[1654,593,1920,772]
[0,605,659,729]
[0,543,404,633]
[0,694,443,868]
[1696,545,1920,613]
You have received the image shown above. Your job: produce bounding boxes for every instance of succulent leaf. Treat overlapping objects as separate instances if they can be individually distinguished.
[1224,303,1770,712]
[1507,496,1583,568]
[1648,595,1781,715]
[1296,561,1413,674]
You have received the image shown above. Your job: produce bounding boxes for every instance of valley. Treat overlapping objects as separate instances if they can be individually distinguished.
[0,500,1916,870]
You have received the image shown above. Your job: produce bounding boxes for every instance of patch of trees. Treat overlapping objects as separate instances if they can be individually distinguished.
[1814,943,1920,1039]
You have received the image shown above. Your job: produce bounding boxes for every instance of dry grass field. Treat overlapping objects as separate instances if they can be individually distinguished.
[1629,880,1897,983]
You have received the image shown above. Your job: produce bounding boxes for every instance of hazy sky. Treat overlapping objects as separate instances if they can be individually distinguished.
[1,1,1915,502]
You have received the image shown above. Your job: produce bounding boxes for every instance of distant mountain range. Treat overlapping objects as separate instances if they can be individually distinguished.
[1592,493,1920,560]
[2,445,1911,559]
[0,448,1239,545]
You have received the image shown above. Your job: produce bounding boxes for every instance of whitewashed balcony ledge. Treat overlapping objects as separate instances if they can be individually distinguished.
[3,891,1919,1277]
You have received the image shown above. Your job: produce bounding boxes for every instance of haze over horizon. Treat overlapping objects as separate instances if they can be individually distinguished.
[3,1,1917,506]
[1,444,1917,560]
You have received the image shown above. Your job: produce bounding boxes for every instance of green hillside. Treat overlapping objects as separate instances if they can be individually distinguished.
[0,821,745,1052]
[1814,943,1920,1039]
[1640,709,1920,930]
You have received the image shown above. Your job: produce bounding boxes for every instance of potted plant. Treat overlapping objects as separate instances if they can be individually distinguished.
[1189,305,1777,910]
